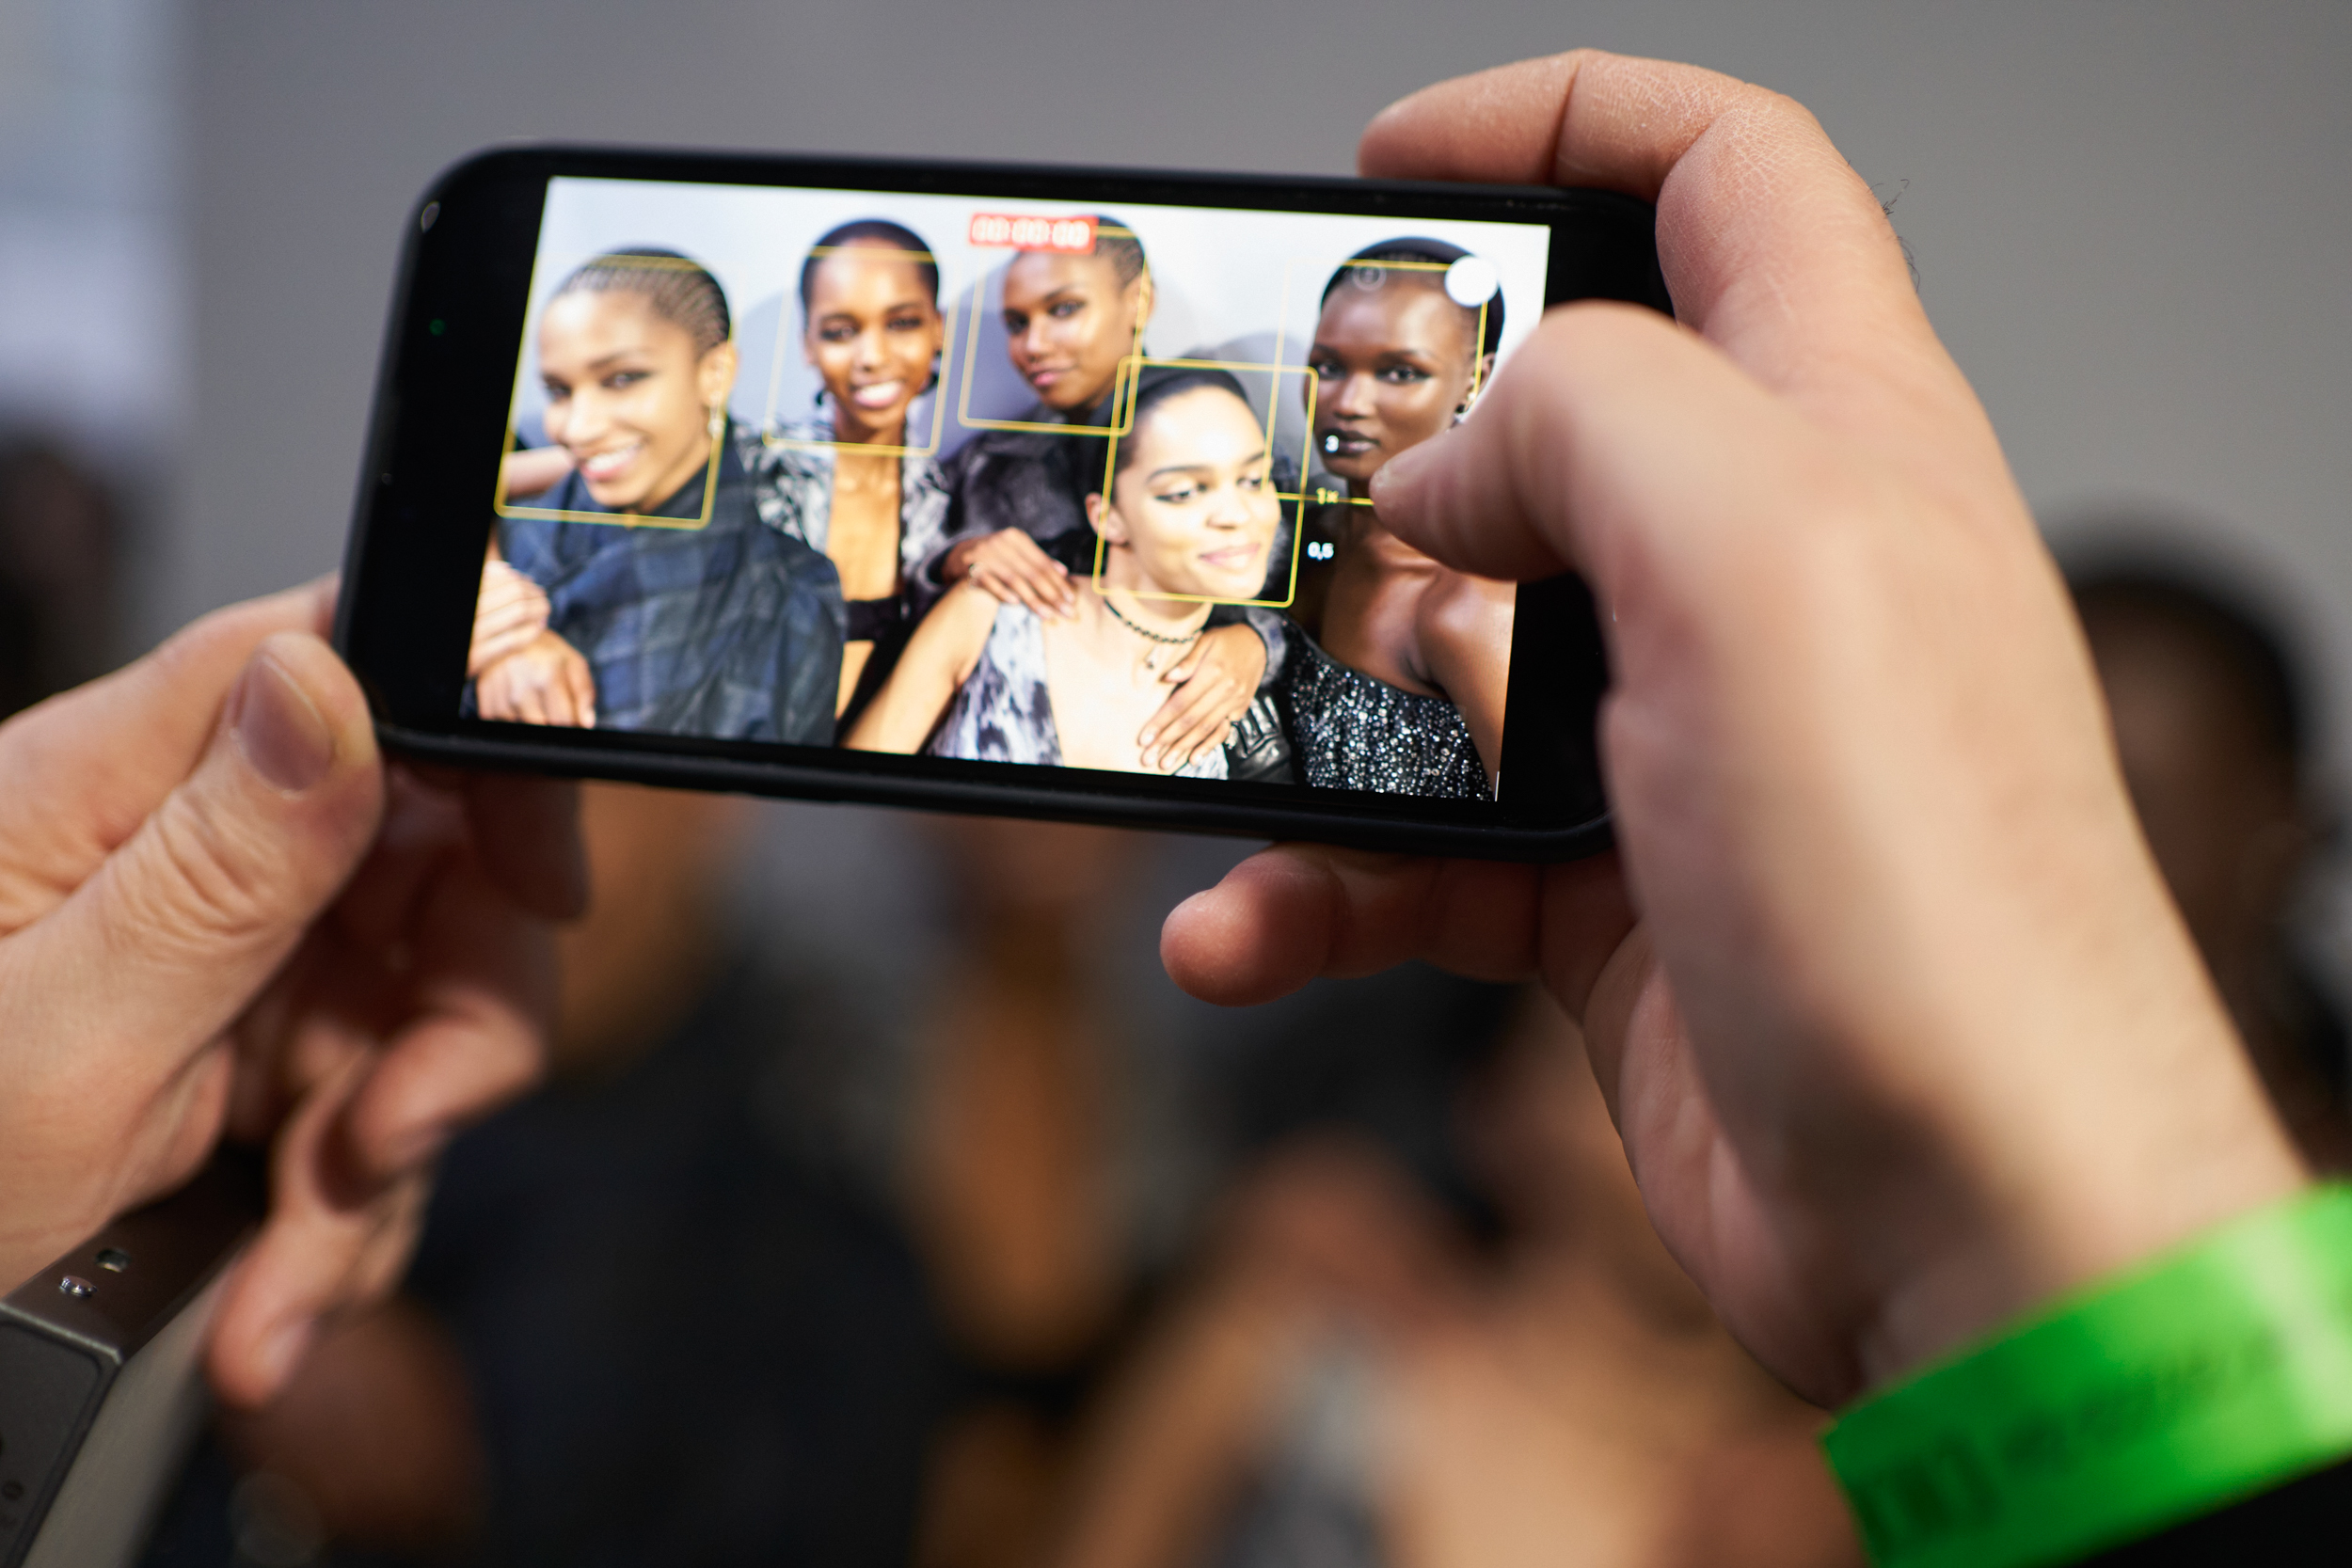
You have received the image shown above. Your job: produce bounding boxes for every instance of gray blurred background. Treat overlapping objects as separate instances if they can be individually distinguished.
[6,0,2348,770]
[6,10,2349,1559]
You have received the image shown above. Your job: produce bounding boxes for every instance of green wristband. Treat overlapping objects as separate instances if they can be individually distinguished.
[1823,1182,2352,1568]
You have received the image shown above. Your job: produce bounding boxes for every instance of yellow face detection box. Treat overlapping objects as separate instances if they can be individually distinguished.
[496,251,733,531]
[1086,356,1319,610]
[758,244,956,461]
[956,224,1150,438]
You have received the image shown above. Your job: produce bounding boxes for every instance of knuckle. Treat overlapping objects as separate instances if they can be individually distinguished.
[125,794,294,954]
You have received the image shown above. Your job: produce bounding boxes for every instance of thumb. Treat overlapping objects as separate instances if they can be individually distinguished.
[14,632,384,1059]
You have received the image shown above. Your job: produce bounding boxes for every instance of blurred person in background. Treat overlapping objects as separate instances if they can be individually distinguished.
[143,778,1518,1568]
[901,816,1142,1568]
[2071,549,2352,1169]
[1038,997,1860,1568]
[0,435,123,718]
[147,781,949,1568]
[901,816,1533,1568]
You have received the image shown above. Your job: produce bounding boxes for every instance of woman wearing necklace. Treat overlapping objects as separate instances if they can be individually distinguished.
[745,219,956,724]
[846,366,1285,780]
[1284,239,1515,800]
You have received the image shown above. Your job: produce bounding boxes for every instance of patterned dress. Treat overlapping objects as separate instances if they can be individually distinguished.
[925,602,1230,780]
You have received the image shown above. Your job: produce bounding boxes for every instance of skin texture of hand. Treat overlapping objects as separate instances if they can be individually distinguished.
[947,527,1080,620]
[1160,51,2308,1408]
[0,579,583,1405]
[468,557,552,677]
[474,626,596,728]
[1140,622,1266,771]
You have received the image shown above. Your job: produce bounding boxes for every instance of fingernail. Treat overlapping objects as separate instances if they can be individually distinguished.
[230,651,336,793]
[259,1315,315,1392]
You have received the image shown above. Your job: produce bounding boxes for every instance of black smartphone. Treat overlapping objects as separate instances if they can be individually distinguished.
[334,147,1666,858]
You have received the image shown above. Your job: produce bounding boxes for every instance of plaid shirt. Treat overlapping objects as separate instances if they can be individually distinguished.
[495,436,845,746]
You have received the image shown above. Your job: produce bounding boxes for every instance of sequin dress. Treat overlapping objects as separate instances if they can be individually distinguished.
[1280,636,1491,800]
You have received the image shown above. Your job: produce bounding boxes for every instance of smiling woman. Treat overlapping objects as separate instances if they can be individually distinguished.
[744,219,960,724]
[466,249,845,744]
[847,365,1292,781]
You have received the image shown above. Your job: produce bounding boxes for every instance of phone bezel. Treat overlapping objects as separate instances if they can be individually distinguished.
[335,145,1665,860]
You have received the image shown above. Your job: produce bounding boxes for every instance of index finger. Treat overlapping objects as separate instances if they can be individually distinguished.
[1359,51,2001,499]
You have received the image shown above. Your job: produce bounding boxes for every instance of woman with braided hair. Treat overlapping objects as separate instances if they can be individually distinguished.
[469,248,843,744]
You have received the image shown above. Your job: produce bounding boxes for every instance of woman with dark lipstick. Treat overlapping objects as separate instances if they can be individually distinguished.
[469,248,842,744]
[1283,239,1514,800]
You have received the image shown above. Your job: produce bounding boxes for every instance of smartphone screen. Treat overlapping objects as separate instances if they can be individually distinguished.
[343,152,1661,856]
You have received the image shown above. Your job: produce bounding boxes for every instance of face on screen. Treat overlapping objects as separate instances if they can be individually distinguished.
[481,182,1542,802]
[802,241,944,445]
[1000,250,1152,414]
[1092,384,1279,603]
[537,290,733,513]
[1307,277,1482,489]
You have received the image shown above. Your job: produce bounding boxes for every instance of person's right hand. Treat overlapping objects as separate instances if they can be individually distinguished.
[468,557,552,676]
[474,627,597,728]
[944,527,1080,620]
[1161,51,2308,1408]
[1140,622,1264,771]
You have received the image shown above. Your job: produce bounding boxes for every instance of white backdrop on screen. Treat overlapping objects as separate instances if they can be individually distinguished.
[516,176,1548,469]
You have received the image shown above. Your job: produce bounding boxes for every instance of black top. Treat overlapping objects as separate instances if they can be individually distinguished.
[933,395,1115,578]
[2081,1454,2352,1563]
[1280,635,1489,800]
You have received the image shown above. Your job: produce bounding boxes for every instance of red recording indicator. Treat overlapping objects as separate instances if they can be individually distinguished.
[967,213,1097,253]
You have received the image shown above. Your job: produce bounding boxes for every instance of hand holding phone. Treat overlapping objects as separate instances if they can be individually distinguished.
[1166,50,2308,1413]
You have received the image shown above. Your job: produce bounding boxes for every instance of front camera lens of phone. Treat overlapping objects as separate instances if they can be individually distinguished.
[96,1248,130,1273]
[57,1275,93,1299]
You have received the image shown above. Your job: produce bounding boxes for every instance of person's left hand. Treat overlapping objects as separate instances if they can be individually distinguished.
[0,578,583,1405]
[474,627,597,729]
[1141,623,1266,771]
[468,557,552,677]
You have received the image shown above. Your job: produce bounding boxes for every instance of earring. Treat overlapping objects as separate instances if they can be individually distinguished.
[707,405,726,437]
